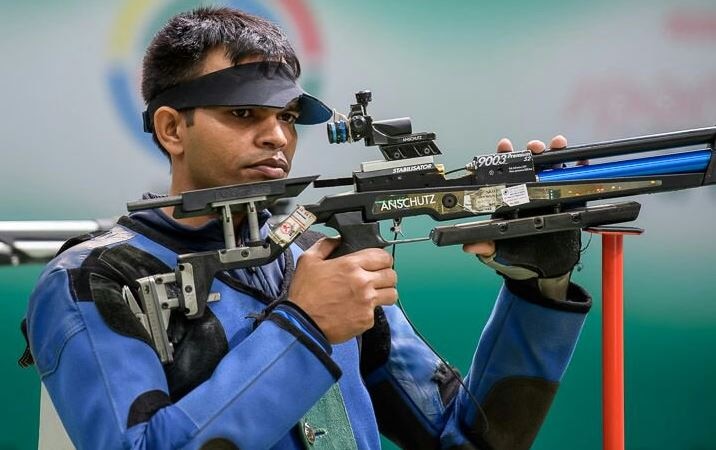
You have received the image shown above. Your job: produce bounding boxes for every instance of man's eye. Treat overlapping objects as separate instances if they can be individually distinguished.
[280,112,299,124]
[231,109,251,118]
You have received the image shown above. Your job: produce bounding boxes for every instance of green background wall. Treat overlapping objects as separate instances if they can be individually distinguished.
[1,0,715,448]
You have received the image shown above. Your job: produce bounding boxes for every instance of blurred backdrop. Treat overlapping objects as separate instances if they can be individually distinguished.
[1,0,715,448]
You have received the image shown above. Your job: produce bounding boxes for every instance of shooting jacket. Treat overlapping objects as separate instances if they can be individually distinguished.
[25,205,591,450]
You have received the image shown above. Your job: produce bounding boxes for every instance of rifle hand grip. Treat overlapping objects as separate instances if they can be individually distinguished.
[325,212,388,258]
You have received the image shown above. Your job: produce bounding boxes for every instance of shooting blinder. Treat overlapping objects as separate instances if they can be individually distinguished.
[142,61,332,133]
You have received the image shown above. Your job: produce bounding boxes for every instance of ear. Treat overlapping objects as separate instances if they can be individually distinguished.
[153,106,186,157]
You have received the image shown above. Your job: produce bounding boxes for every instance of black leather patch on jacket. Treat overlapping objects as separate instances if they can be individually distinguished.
[69,244,174,347]
[89,272,153,348]
[368,380,441,449]
[470,376,559,450]
[127,389,172,428]
[358,306,391,378]
[70,244,231,402]
[69,244,172,302]
[165,307,229,401]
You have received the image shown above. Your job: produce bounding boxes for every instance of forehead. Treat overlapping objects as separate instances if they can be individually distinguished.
[198,47,271,76]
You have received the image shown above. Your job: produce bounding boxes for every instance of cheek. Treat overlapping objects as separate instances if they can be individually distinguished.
[188,121,241,163]
[283,128,298,163]
[183,126,234,181]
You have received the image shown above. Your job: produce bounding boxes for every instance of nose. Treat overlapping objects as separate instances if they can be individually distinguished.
[256,116,289,150]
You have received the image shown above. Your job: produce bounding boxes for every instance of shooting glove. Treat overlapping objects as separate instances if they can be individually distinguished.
[479,229,582,303]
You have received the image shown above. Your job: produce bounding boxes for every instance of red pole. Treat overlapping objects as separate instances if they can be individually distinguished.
[602,234,624,450]
[586,226,643,450]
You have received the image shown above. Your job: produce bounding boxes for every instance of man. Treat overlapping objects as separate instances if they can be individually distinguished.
[25,7,590,449]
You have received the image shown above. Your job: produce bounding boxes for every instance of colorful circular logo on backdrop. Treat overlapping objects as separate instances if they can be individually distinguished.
[107,0,324,160]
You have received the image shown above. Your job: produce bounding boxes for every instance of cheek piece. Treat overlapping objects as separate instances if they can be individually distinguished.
[142,61,332,133]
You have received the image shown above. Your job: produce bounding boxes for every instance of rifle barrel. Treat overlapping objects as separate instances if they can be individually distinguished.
[538,149,712,182]
[533,126,716,166]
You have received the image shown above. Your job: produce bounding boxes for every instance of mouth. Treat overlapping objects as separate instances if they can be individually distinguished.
[246,158,290,179]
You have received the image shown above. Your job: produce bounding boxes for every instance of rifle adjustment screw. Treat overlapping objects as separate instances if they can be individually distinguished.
[442,194,457,208]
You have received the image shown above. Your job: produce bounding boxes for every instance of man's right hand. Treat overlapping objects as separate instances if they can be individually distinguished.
[288,237,398,344]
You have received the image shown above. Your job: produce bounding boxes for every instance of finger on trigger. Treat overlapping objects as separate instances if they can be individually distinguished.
[496,138,513,153]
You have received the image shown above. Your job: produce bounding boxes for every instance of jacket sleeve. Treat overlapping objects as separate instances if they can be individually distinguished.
[360,281,591,450]
[27,259,339,450]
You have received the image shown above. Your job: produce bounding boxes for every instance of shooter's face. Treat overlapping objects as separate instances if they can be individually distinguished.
[167,49,299,190]
[182,101,299,189]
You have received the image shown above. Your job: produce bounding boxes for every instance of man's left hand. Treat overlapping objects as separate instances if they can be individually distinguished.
[462,134,568,258]
[463,135,581,302]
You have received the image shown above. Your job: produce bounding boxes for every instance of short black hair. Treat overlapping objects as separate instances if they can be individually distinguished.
[141,6,301,159]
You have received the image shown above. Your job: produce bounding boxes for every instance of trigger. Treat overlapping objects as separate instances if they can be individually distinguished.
[390,218,404,237]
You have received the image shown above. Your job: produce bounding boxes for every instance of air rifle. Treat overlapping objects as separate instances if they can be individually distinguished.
[3,91,715,362]
[122,90,715,360]
[306,90,715,256]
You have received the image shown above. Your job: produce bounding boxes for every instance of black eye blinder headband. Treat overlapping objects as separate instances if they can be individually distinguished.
[142,62,332,133]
